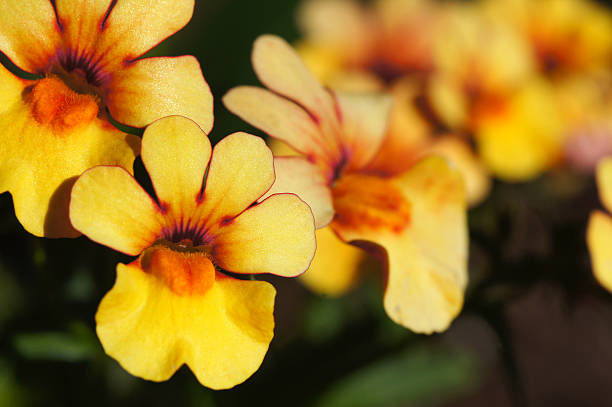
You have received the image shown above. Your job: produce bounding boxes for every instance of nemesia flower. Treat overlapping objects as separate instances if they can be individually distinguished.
[297,0,491,205]
[297,0,441,84]
[0,0,213,237]
[224,35,468,333]
[483,0,612,174]
[68,116,316,389]
[587,157,612,293]
[485,0,612,78]
[428,4,564,181]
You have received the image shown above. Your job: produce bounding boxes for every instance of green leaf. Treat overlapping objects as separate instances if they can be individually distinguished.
[13,323,99,362]
[315,345,479,407]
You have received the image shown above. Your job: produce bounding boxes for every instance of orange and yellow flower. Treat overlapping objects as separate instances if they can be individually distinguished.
[428,3,564,181]
[587,157,612,293]
[68,116,316,389]
[297,0,442,84]
[483,0,612,173]
[224,35,468,334]
[485,0,612,78]
[0,0,213,237]
[297,0,490,205]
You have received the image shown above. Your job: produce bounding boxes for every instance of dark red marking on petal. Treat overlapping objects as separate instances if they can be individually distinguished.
[219,216,235,227]
[158,201,169,214]
[162,218,208,247]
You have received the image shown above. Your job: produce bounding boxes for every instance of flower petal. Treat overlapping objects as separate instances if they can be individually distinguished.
[364,79,432,176]
[300,227,366,296]
[0,0,61,72]
[252,35,337,126]
[427,136,491,206]
[332,157,468,333]
[96,261,275,390]
[0,66,139,237]
[212,194,316,277]
[106,56,213,132]
[70,166,162,255]
[587,211,612,293]
[476,80,564,181]
[260,157,333,229]
[596,157,612,214]
[54,0,115,63]
[141,116,211,217]
[334,91,393,172]
[223,86,329,162]
[198,133,274,228]
[56,0,194,67]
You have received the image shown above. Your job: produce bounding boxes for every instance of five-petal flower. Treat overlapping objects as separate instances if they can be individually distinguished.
[0,0,213,237]
[224,35,468,333]
[69,116,316,389]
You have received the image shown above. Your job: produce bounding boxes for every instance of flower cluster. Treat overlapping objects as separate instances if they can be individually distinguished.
[5,0,612,394]
[0,0,318,390]
[296,0,612,181]
[288,0,612,306]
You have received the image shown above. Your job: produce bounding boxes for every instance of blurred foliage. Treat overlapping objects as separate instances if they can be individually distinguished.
[315,346,478,407]
[13,323,99,362]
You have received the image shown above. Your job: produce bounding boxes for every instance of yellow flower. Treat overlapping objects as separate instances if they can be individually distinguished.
[297,1,490,204]
[587,158,612,292]
[68,116,316,389]
[297,0,442,82]
[224,35,468,334]
[428,4,564,181]
[0,0,213,237]
[485,0,612,77]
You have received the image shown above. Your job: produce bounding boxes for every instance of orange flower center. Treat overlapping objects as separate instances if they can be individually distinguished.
[331,173,411,234]
[140,242,216,296]
[27,76,99,133]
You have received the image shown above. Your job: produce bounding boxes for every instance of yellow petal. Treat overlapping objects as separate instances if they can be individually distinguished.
[198,133,274,228]
[223,86,330,162]
[252,35,337,127]
[268,138,301,157]
[300,227,366,296]
[0,0,61,72]
[477,80,564,181]
[54,0,115,63]
[260,157,333,229]
[212,194,316,277]
[335,91,393,172]
[56,0,194,67]
[587,211,612,293]
[364,79,432,176]
[70,166,162,255]
[427,136,491,206]
[106,56,213,132]
[596,157,612,214]
[141,116,211,217]
[96,261,275,390]
[297,0,371,64]
[0,66,139,237]
[332,157,468,333]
